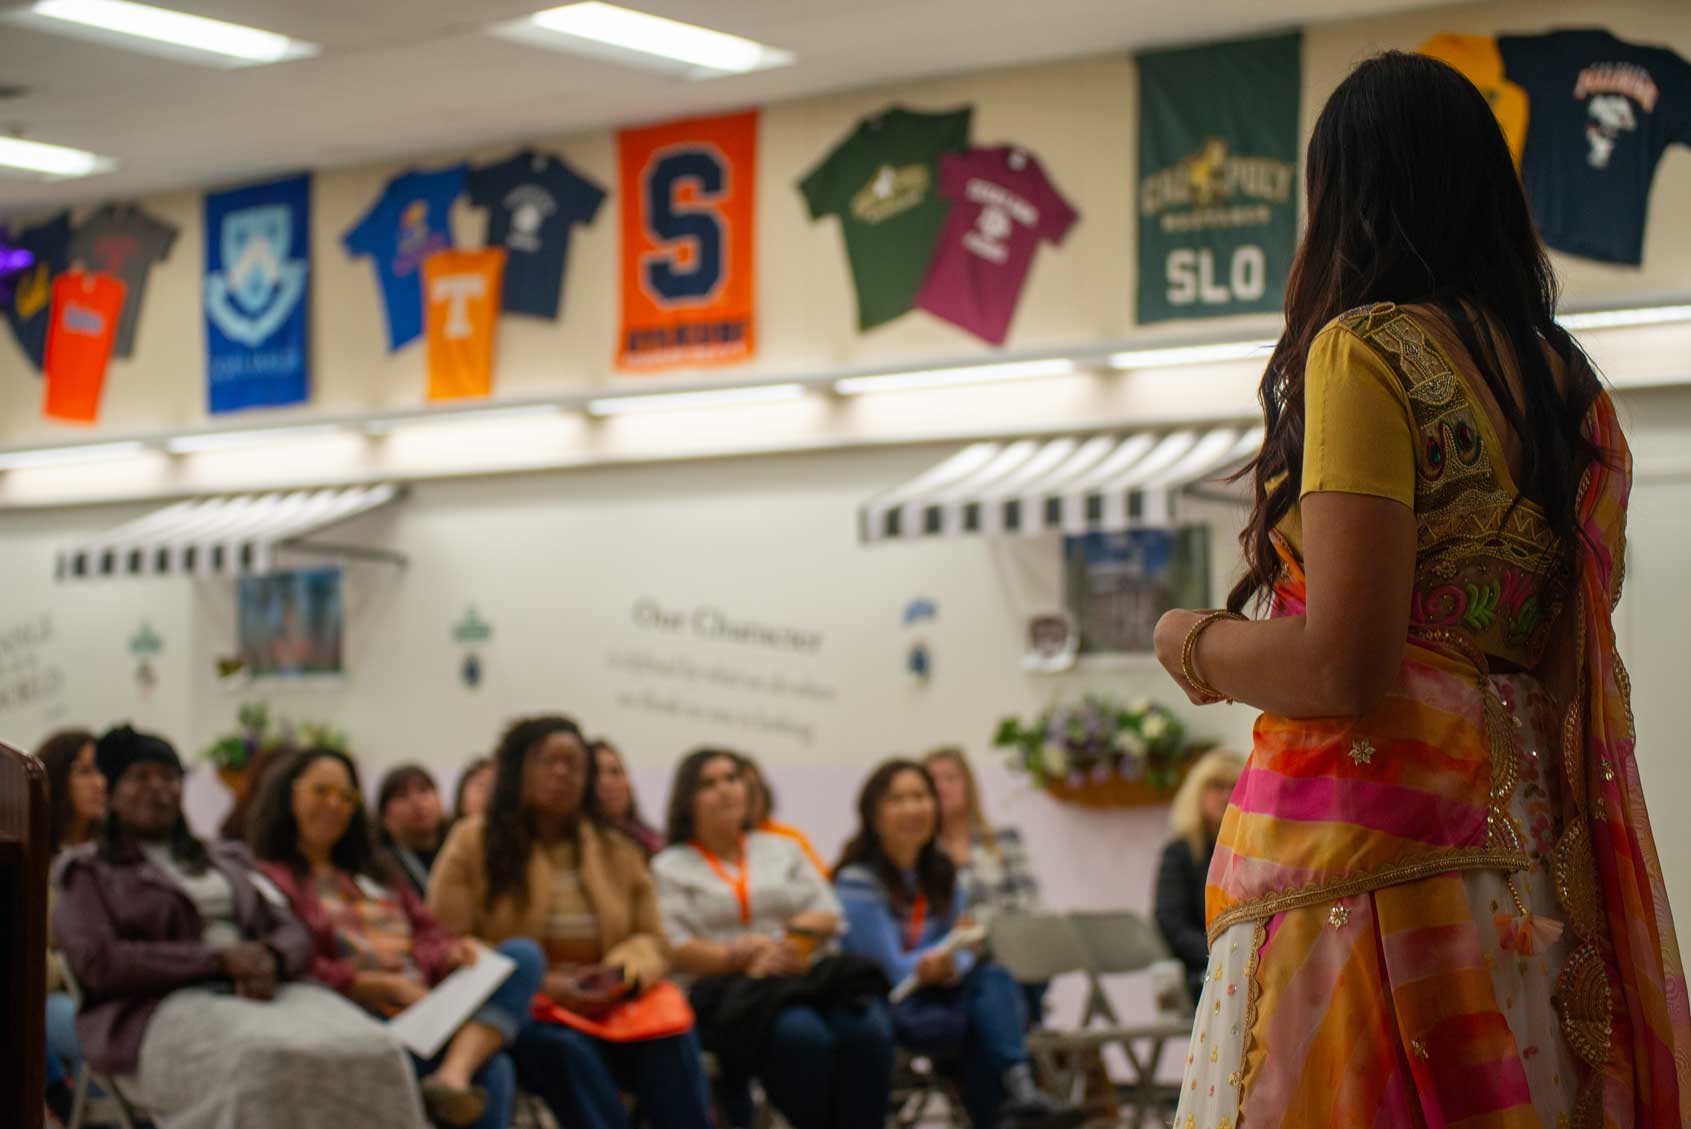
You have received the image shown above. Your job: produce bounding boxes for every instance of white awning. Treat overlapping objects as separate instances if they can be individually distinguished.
[56,484,406,580]
[859,427,1262,544]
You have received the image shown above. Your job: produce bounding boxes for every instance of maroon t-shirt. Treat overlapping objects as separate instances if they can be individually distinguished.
[914,146,1078,345]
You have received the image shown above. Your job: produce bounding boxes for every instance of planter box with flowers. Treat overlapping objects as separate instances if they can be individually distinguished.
[993,696,1213,807]
[202,702,346,796]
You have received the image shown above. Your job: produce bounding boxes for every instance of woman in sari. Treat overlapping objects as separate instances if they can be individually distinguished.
[1152,53,1689,1128]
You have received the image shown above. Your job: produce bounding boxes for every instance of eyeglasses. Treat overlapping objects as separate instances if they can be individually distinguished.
[298,781,361,808]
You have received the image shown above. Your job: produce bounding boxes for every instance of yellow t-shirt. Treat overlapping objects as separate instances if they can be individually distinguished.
[1418,33,1529,168]
[422,248,505,402]
[1278,321,1417,551]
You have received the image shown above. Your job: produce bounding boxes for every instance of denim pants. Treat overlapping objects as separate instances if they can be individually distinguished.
[895,963,1030,1129]
[46,991,80,1087]
[511,1019,713,1129]
[756,1000,897,1129]
[408,937,545,1129]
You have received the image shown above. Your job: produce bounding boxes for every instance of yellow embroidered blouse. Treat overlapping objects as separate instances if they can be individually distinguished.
[1283,302,1568,671]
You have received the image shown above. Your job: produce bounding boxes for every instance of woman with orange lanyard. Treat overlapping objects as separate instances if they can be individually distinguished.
[833,760,1081,1129]
[653,749,894,1129]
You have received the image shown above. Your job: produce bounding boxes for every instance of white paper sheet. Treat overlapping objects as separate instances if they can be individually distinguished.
[386,943,517,1059]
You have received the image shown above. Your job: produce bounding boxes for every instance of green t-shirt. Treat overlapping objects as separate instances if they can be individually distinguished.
[799,105,973,330]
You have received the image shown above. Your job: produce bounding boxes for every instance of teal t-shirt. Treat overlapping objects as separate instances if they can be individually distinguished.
[799,105,972,330]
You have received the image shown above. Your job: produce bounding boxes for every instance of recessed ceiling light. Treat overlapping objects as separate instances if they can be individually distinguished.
[0,441,147,470]
[492,3,793,79]
[588,383,806,416]
[835,359,1076,396]
[165,424,347,454]
[20,0,318,67]
[0,135,115,179]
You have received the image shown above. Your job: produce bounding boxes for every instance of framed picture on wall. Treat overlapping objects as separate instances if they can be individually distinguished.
[1063,528,1211,654]
[238,567,345,678]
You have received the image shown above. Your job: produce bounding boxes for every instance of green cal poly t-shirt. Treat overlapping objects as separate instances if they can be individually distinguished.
[799,105,972,330]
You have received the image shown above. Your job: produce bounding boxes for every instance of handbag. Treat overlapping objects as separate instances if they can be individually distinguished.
[531,980,695,1042]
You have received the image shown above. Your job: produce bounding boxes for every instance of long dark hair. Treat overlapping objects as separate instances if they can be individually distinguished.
[249,748,388,883]
[664,747,743,846]
[833,759,955,913]
[1229,51,1602,612]
[451,756,491,823]
[484,715,598,910]
[37,728,96,857]
[593,738,652,829]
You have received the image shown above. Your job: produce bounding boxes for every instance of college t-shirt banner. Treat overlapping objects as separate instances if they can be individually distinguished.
[1136,32,1300,324]
[616,109,757,371]
[204,172,311,413]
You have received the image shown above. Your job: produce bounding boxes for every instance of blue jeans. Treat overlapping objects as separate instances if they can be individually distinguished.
[512,1021,712,1129]
[759,1001,896,1129]
[46,991,80,1087]
[897,963,1029,1129]
[409,938,545,1129]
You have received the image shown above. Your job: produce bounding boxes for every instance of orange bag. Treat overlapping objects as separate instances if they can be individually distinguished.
[530,981,695,1042]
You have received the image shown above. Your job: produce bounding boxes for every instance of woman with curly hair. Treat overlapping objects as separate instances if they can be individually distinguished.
[428,715,711,1129]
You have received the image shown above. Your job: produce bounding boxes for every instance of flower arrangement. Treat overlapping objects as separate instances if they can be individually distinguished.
[202,702,346,772]
[993,695,1207,800]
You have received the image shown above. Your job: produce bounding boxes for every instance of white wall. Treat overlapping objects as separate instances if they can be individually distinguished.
[1,0,1687,452]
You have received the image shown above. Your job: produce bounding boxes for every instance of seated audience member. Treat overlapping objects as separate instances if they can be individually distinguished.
[592,739,664,858]
[251,748,544,1129]
[1153,750,1244,1009]
[429,716,712,1129]
[38,728,103,1121]
[217,742,291,842]
[924,746,1049,1025]
[54,726,424,1129]
[739,754,829,878]
[378,762,447,897]
[834,760,1081,1129]
[653,749,895,1129]
[452,756,496,827]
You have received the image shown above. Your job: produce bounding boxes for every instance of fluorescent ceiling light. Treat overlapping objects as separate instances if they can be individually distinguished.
[367,405,564,436]
[25,0,317,66]
[0,441,147,470]
[497,3,793,78]
[1109,340,1277,370]
[166,425,346,454]
[1558,304,1691,331]
[588,383,806,416]
[835,359,1076,396]
[0,136,115,179]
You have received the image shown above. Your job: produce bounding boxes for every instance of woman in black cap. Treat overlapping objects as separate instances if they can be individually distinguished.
[53,725,426,1129]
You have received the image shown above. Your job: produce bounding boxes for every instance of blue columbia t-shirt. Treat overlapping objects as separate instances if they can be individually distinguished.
[1499,29,1691,265]
[342,163,466,350]
[468,148,606,320]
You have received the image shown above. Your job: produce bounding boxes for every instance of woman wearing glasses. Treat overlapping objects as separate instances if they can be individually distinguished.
[250,748,543,1129]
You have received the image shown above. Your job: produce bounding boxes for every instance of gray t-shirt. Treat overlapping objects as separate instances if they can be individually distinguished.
[68,203,178,357]
[652,830,839,953]
[142,843,242,949]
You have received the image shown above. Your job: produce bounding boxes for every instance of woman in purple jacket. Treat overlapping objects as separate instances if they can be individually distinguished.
[53,726,424,1129]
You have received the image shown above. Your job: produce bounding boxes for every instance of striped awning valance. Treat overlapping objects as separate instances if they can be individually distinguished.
[859,427,1261,544]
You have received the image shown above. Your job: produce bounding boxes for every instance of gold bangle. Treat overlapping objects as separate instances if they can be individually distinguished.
[1182,610,1246,703]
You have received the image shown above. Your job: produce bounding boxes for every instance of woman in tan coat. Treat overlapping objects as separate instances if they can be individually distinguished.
[428,715,710,1129]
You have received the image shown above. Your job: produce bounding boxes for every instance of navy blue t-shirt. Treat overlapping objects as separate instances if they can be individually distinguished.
[342,163,466,350]
[1499,29,1691,265]
[468,149,606,320]
[3,211,72,372]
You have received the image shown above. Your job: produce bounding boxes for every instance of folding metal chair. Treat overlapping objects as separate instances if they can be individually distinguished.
[1066,911,1191,1126]
[58,961,148,1129]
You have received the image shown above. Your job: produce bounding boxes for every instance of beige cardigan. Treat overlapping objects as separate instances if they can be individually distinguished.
[427,815,669,988]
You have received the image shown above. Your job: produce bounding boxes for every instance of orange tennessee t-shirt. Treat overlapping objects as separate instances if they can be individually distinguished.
[44,271,126,423]
[422,248,505,401]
